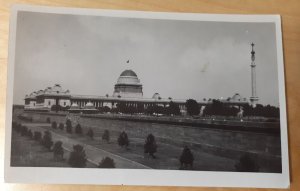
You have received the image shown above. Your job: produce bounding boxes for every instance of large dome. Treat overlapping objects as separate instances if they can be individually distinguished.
[113,69,143,98]
[116,69,141,85]
[120,70,137,77]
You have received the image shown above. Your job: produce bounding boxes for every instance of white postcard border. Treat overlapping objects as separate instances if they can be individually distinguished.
[4,4,290,188]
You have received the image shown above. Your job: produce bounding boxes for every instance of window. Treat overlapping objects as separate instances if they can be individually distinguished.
[64,102,66,106]
[48,101,51,106]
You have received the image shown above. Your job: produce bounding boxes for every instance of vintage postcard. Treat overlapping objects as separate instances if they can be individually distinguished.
[5,5,289,188]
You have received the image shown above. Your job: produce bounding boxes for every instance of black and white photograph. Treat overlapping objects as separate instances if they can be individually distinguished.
[5,5,289,188]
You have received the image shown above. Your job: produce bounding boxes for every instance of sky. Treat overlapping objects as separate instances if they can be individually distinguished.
[13,11,279,106]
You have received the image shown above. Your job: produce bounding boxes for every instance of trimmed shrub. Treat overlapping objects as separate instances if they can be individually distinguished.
[16,123,22,133]
[53,141,64,161]
[51,121,57,129]
[144,134,157,158]
[179,146,194,169]
[68,144,86,168]
[46,117,51,123]
[98,157,115,168]
[34,131,42,141]
[75,124,83,135]
[235,154,260,172]
[86,128,94,139]
[118,131,129,147]
[66,119,72,133]
[27,129,33,139]
[42,131,53,150]
[102,130,110,142]
[21,126,28,136]
[58,123,64,130]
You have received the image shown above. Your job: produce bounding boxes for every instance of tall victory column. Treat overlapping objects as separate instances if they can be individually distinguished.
[250,43,259,107]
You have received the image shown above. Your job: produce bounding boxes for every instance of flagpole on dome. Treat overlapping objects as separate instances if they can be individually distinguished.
[126,59,129,70]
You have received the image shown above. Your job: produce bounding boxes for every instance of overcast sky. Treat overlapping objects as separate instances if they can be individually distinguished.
[13,11,279,106]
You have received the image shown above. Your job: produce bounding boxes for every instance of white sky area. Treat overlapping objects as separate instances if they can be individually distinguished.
[13,11,279,106]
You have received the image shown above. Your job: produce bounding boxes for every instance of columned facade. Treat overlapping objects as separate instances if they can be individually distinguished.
[24,69,249,113]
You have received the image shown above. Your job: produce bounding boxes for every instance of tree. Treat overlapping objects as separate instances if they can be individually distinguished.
[98,157,116,168]
[75,124,83,135]
[33,131,42,141]
[61,106,70,111]
[21,125,28,136]
[145,105,155,115]
[53,141,64,161]
[168,101,181,115]
[58,123,64,130]
[51,121,57,129]
[15,123,22,133]
[51,105,62,112]
[116,102,127,113]
[137,103,145,114]
[66,119,72,133]
[68,144,87,168]
[42,130,53,150]
[235,154,259,172]
[186,99,200,116]
[242,103,280,118]
[203,99,239,117]
[102,130,110,143]
[144,134,157,159]
[103,106,111,113]
[118,131,129,148]
[27,129,33,139]
[179,146,194,170]
[86,128,94,139]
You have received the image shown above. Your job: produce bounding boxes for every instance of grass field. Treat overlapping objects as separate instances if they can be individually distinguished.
[10,130,96,168]
[35,123,236,171]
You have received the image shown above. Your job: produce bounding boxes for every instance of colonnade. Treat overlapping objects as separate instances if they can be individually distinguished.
[70,99,187,111]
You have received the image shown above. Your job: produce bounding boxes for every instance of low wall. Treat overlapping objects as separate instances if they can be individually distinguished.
[21,111,282,172]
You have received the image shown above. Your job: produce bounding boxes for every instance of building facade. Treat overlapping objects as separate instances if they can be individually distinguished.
[24,69,248,114]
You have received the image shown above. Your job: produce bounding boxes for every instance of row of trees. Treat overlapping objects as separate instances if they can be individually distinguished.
[13,120,260,171]
[52,119,130,147]
[242,104,280,118]
[50,119,194,168]
[187,99,280,118]
[12,122,53,150]
[12,121,116,168]
[49,98,279,118]
[49,119,260,170]
[113,101,181,116]
[47,119,193,167]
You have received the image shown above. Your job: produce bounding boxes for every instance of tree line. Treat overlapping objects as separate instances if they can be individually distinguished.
[186,99,280,118]
[51,99,279,118]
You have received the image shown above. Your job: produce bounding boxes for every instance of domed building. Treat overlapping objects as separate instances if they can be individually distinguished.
[152,93,161,100]
[24,70,249,114]
[113,69,143,98]
[231,93,247,102]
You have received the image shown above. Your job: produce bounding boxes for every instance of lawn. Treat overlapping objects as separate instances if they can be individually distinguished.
[10,129,96,168]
